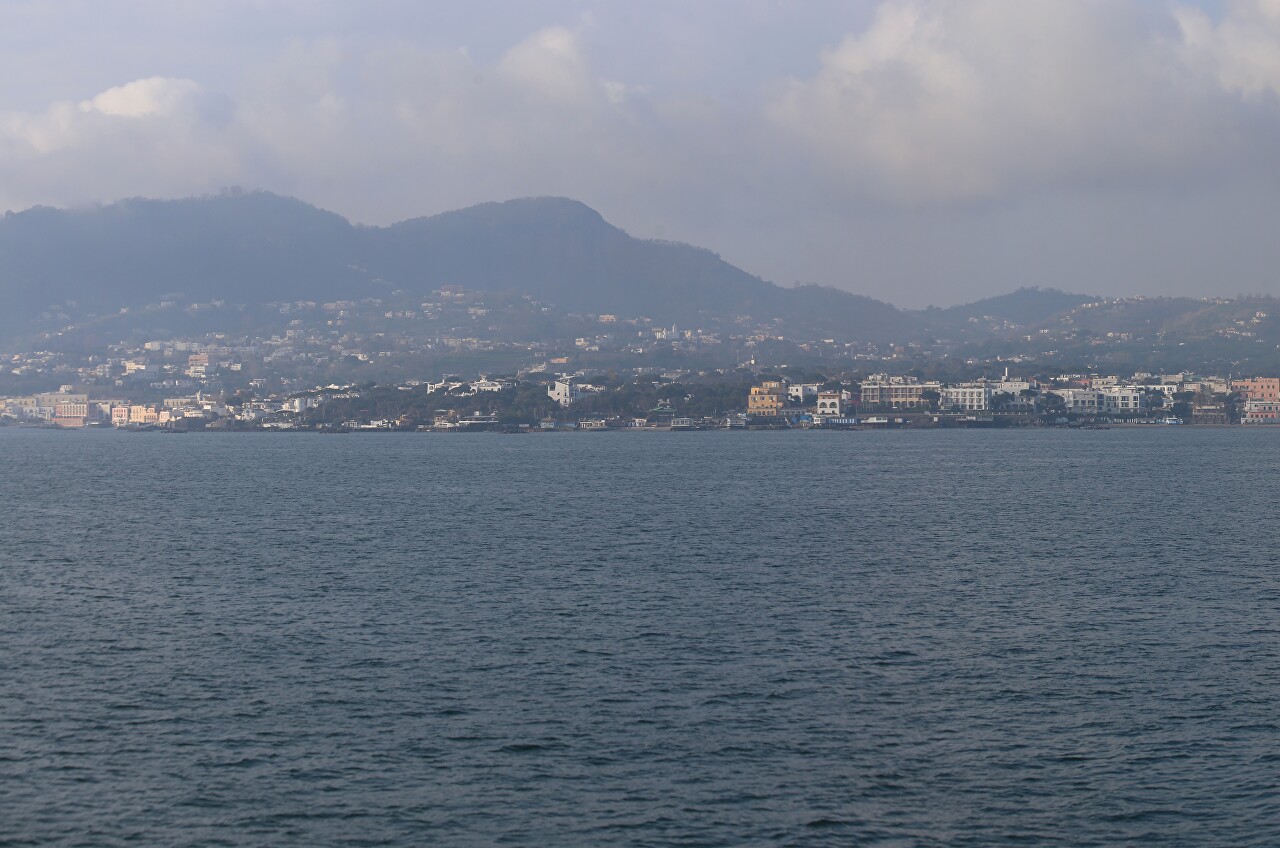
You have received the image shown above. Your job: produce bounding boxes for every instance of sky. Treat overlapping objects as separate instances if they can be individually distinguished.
[2,0,1279,307]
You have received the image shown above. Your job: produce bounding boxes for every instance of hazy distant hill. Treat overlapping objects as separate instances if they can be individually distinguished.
[0,193,362,330]
[919,286,1278,341]
[0,191,914,344]
[919,287,1097,330]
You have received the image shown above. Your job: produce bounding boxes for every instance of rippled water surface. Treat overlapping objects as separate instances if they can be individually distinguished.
[3,427,1280,846]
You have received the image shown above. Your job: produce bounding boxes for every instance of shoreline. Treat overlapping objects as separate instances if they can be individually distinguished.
[2,422,1268,434]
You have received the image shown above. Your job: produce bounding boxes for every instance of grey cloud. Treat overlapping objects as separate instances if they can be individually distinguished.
[766,0,1279,202]
[1,0,1280,306]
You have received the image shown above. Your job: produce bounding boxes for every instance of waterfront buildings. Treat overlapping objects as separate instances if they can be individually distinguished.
[942,383,992,412]
[1242,400,1280,424]
[1046,387,1146,414]
[1048,388,1102,413]
[815,391,843,417]
[859,375,943,408]
[1099,387,1147,414]
[747,381,786,417]
[3,368,1274,431]
[1192,401,1230,425]
[1233,378,1280,402]
[53,400,89,428]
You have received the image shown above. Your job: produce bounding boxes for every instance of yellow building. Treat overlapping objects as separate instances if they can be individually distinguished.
[129,405,161,424]
[748,381,785,417]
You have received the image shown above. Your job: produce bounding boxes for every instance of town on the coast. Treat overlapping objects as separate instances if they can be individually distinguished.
[7,280,1280,433]
[8,195,1280,434]
[4,362,1278,431]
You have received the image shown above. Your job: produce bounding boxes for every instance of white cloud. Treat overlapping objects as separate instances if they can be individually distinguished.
[496,26,593,103]
[0,75,238,200]
[3,75,228,163]
[79,76,204,118]
[767,0,1280,202]
[1175,0,1280,97]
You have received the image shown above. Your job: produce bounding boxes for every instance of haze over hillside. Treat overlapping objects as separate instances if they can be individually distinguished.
[0,191,915,346]
[7,189,1273,374]
[5,191,1280,389]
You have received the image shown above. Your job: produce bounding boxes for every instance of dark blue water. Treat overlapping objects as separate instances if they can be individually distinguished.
[3,427,1280,846]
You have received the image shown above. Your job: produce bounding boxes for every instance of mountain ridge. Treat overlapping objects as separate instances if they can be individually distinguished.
[0,191,917,345]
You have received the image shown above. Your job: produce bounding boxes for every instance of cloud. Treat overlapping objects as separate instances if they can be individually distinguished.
[1175,0,1280,97]
[496,26,594,103]
[3,1,1280,305]
[79,76,205,118]
[767,0,1280,203]
[0,75,238,199]
[7,77,211,157]
[11,3,1278,213]
[211,24,682,220]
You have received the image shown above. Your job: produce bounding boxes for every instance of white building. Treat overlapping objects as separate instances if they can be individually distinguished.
[814,391,843,417]
[548,378,583,407]
[427,379,465,394]
[788,383,819,404]
[942,383,991,411]
[859,375,943,407]
[992,374,1039,409]
[1100,387,1146,414]
[1049,388,1104,412]
[1242,399,1280,424]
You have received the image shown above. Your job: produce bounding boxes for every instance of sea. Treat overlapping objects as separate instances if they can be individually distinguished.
[2,426,1279,847]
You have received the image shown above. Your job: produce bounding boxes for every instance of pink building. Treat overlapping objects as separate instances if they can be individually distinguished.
[1233,378,1280,402]
[53,401,89,428]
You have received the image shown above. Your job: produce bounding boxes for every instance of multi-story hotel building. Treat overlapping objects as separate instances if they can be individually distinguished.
[942,383,991,411]
[1232,378,1280,402]
[748,381,785,417]
[859,376,943,408]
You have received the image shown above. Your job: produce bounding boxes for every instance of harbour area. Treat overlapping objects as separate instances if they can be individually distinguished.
[4,368,1276,433]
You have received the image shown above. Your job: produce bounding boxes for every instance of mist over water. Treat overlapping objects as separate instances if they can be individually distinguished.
[3,428,1280,846]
